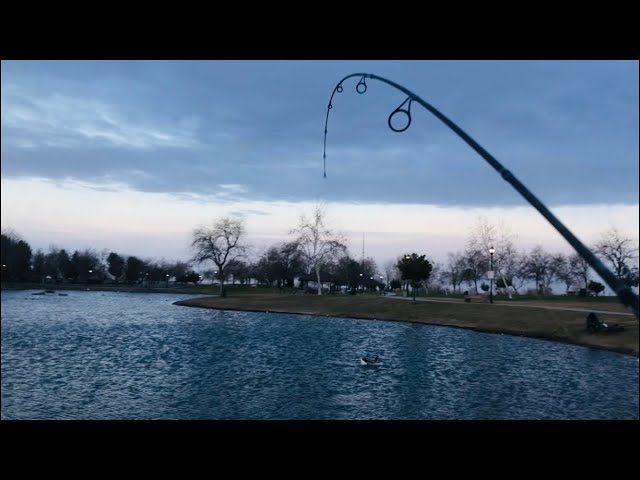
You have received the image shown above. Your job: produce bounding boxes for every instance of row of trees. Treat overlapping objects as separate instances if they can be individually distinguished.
[190,205,349,294]
[194,252,380,292]
[438,220,639,296]
[189,205,435,296]
[1,231,201,286]
[3,210,637,298]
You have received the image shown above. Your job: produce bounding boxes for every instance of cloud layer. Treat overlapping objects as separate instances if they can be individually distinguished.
[2,61,638,208]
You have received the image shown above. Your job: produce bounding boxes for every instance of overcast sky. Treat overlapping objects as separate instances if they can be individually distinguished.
[1,60,638,273]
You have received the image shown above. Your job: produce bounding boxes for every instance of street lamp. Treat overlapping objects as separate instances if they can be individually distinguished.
[404,255,411,297]
[488,246,495,304]
[166,273,170,288]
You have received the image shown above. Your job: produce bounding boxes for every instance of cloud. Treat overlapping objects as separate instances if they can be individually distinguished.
[1,60,637,208]
[1,85,200,150]
[228,209,271,217]
[218,184,248,194]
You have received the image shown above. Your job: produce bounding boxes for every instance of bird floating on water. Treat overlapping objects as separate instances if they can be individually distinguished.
[360,355,380,366]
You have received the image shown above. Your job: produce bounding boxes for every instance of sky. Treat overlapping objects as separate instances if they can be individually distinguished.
[1,60,638,281]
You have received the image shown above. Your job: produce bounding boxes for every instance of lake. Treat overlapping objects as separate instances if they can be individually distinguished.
[1,289,637,419]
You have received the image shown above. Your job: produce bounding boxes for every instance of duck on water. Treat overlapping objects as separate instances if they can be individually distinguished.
[360,355,380,366]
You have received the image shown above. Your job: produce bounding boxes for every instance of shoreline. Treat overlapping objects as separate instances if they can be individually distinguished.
[174,294,639,358]
[4,284,636,357]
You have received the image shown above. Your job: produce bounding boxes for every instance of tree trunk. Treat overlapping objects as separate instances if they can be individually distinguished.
[218,267,224,295]
[315,267,322,295]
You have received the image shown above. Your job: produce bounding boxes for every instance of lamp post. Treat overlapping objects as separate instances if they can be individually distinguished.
[359,273,363,293]
[488,246,495,304]
[166,273,170,288]
[404,255,412,297]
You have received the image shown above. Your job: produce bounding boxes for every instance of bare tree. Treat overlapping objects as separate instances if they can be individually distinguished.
[505,252,529,295]
[224,259,248,285]
[466,216,519,298]
[191,217,248,294]
[462,248,487,294]
[443,252,466,294]
[383,259,400,287]
[568,252,590,290]
[360,256,379,287]
[594,228,639,279]
[254,242,305,288]
[423,258,440,294]
[553,254,573,293]
[546,253,568,291]
[201,268,218,285]
[521,246,558,294]
[290,204,346,295]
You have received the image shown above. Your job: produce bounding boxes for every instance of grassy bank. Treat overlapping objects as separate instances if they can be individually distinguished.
[174,293,639,357]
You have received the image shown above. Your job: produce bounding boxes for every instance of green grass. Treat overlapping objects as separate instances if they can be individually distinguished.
[175,293,639,357]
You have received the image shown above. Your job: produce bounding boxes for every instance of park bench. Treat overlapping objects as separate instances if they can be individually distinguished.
[464,293,488,303]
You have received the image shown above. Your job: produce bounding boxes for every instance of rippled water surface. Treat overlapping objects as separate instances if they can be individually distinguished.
[1,290,638,419]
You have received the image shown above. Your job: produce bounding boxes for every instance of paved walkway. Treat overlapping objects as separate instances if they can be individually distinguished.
[386,295,635,316]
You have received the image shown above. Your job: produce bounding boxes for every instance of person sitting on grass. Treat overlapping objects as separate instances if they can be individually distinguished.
[586,312,624,333]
